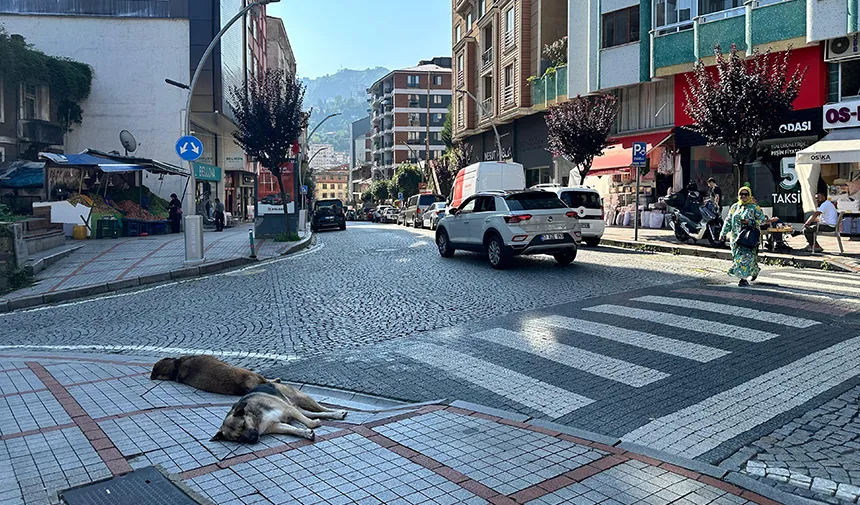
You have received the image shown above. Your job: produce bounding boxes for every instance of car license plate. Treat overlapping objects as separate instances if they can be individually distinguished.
[580,223,590,228]
[541,233,564,241]
[325,216,334,220]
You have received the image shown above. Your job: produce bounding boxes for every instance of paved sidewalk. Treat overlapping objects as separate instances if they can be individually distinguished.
[601,227,860,272]
[1,225,310,309]
[0,352,804,505]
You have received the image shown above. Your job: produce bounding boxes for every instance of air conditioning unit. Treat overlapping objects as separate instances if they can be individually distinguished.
[826,34,860,62]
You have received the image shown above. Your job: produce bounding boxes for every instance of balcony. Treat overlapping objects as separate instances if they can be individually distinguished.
[481,47,493,73]
[406,138,423,145]
[503,86,514,107]
[504,30,514,50]
[454,0,472,15]
[408,100,421,108]
[480,97,493,120]
[530,66,568,110]
[457,70,465,88]
[17,119,64,145]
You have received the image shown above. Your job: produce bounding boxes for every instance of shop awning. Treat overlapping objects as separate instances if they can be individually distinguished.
[39,150,189,176]
[796,128,860,164]
[589,129,674,176]
[0,161,45,188]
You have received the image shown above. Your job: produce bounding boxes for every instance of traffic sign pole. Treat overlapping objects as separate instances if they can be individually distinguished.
[631,142,647,242]
[634,165,640,241]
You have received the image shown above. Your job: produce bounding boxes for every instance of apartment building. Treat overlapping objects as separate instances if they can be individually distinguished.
[266,15,297,79]
[315,167,350,204]
[309,144,348,170]
[368,58,453,179]
[451,0,568,185]
[349,117,373,204]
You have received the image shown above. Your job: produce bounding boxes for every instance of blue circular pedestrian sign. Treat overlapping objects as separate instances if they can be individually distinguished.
[176,135,203,162]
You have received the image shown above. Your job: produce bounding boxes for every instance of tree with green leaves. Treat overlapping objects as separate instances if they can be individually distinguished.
[430,142,473,198]
[229,68,308,234]
[361,190,373,203]
[684,44,806,184]
[440,105,454,149]
[391,163,423,199]
[545,94,618,185]
[369,179,389,202]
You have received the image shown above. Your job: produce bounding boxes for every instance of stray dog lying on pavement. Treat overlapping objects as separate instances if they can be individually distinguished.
[150,355,279,396]
[211,382,348,443]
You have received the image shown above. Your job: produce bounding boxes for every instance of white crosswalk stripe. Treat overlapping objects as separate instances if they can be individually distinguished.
[533,315,730,363]
[630,295,820,328]
[623,336,860,458]
[398,342,594,418]
[583,305,779,342]
[767,270,860,287]
[753,276,860,296]
[472,328,669,387]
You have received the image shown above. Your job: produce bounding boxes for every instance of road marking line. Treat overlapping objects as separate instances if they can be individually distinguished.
[674,288,857,316]
[399,342,594,418]
[534,315,730,363]
[622,335,860,458]
[0,345,298,362]
[472,328,668,387]
[767,269,860,281]
[583,305,779,342]
[753,277,860,296]
[767,270,860,287]
[631,295,820,328]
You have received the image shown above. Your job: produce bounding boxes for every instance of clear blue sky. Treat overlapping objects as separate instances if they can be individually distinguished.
[268,0,452,79]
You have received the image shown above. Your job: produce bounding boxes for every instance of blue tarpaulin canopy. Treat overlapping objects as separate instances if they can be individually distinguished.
[40,149,189,176]
[0,161,45,188]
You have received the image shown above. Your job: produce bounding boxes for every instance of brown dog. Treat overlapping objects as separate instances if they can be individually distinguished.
[150,355,277,396]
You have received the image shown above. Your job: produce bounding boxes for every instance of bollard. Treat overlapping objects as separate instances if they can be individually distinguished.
[249,229,257,258]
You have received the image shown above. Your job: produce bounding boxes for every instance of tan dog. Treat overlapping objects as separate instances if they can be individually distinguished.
[210,383,347,443]
[150,355,277,396]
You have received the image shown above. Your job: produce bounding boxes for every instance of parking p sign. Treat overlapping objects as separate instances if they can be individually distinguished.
[632,142,647,167]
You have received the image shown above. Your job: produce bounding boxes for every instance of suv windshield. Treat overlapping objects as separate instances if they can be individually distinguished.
[505,193,567,210]
[418,194,444,206]
[315,200,343,213]
[560,191,602,209]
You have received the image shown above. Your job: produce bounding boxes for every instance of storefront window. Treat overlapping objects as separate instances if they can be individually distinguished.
[840,59,860,100]
[689,145,734,194]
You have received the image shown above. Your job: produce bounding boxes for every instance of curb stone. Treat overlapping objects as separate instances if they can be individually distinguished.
[449,400,532,423]
[43,284,109,304]
[600,238,855,272]
[617,441,727,479]
[726,472,830,505]
[528,418,622,447]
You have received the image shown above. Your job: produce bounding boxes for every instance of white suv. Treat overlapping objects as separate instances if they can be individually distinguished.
[435,190,582,269]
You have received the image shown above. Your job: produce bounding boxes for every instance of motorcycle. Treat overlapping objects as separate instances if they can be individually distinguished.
[664,188,726,248]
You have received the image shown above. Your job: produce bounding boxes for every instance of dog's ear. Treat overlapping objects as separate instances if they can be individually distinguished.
[231,401,247,418]
[210,431,225,442]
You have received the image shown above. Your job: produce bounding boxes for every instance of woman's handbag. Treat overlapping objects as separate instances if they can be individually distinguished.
[736,224,760,249]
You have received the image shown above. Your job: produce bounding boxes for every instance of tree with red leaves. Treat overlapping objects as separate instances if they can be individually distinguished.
[684,44,806,185]
[545,94,619,185]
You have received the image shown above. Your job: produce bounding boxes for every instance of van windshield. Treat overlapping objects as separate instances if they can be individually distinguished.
[560,191,602,209]
[505,193,566,210]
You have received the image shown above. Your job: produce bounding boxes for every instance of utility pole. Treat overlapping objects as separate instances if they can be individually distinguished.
[425,69,431,175]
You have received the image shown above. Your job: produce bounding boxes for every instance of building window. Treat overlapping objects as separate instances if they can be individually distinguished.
[467,12,473,28]
[409,113,421,126]
[455,24,462,42]
[504,7,515,48]
[408,75,420,88]
[408,131,420,141]
[838,60,860,100]
[433,95,443,105]
[611,79,674,133]
[432,113,444,123]
[23,83,39,120]
[654,0,740,30]
[699,0,742,16]
[602,6,640,48]
[479,0,485,17]
[433,75,443,86]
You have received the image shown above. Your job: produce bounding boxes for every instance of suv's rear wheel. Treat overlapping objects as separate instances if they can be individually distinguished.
[553,248,577,265]
[486,235,511,270]
[436,229,455,258]
[583,237,600,247]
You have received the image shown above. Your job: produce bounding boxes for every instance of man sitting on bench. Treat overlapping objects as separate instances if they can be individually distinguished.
[802,192,838,253]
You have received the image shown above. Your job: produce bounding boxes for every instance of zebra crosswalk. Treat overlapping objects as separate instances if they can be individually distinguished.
[394,268,860,458]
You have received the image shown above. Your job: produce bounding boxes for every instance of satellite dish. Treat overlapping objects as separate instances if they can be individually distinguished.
[120,130,138,154]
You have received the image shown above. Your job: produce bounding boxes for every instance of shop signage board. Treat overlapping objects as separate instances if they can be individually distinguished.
[175,135,203,161]
[823,100,860,129]
[240,173,255,188]
[632,142,647,167]
[192,162,222,182]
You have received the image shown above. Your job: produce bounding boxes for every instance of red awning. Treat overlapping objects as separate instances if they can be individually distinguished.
[589,129,674,177]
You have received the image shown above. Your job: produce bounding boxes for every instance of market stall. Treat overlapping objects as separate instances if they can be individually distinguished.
[37,150,189,238]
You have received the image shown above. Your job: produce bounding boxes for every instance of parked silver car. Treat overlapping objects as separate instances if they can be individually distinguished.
[435,190,581,269]
[422,202,448,230]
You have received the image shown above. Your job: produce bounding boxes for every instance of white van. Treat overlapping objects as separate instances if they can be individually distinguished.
[546,186,605,247]
[450,162,526,208]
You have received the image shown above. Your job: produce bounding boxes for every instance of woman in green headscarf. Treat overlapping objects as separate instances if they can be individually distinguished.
[719,186,769,286]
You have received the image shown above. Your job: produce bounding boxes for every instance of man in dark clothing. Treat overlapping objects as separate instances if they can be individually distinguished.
[168,194,182,233]
[214,198,225,231]
[707,177,723,210]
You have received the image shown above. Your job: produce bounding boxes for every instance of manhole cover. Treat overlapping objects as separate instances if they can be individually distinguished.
[60,466,209,505]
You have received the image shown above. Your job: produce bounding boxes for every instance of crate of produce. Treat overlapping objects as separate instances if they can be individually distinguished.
[96,217,119,239]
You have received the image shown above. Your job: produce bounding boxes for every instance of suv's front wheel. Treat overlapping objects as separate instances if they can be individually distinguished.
[436,228,455,258]
[486,234,511,270]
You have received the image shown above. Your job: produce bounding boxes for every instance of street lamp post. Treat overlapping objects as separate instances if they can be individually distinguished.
[455,88,505,162]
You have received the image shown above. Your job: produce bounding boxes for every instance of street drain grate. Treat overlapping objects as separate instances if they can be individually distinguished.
[59,466,210,505]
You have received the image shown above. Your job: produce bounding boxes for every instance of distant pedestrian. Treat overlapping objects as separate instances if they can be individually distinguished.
[168,193,183,234]
[707,177,722,211]
[719,186,767,287]
[801,192,838,253]
[214,198,225,232]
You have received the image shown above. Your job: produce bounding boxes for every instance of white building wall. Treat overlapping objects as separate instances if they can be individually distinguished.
[0,15,190,201]
[599,43,641,90]
[807,0,849,42]
[568,0,600,96]
[601,0,638,14]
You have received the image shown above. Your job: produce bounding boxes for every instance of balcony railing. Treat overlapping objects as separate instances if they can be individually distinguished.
[503,86,515,106]
[530,66,568,109]
[457,70,464,87]
[17,119,63,145]
[504,30,514,49]
[407,82,421,88]
[481,47,493,71]
[457,107,465,128]
[407,138,423,145]
[480,97,493,119]
[408,100,421,108]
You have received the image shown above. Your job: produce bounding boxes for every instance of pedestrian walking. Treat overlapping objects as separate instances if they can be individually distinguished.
[214,198,225,232]
[719,186,768,287]
[168,193,183,234]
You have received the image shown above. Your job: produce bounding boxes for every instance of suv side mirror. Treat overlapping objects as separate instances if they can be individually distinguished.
[448,208,458,216]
